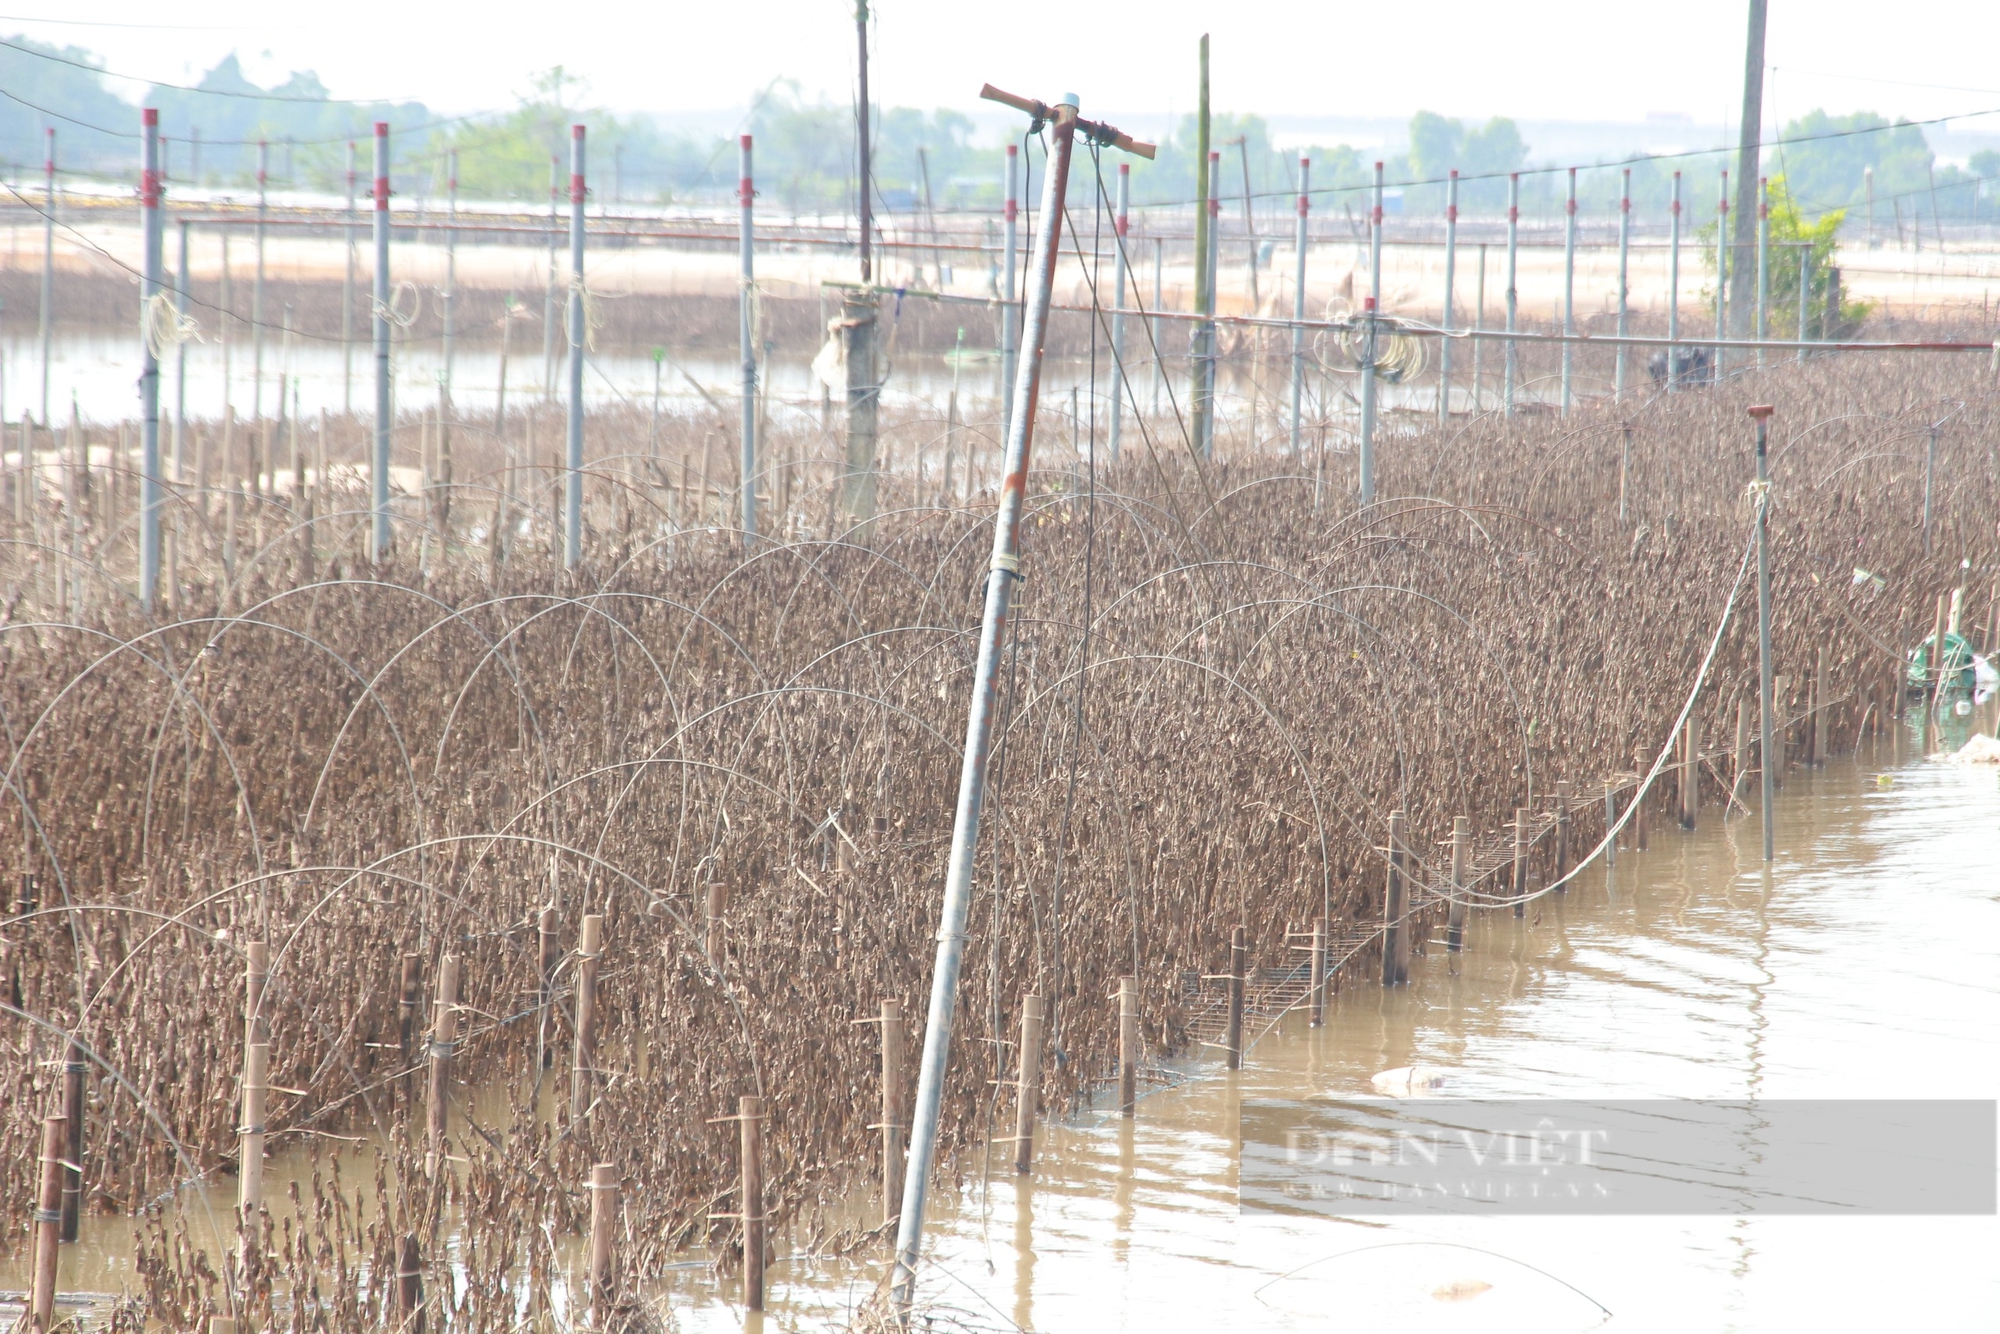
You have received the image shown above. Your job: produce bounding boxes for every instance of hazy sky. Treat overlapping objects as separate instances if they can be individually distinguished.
[14,0,2000,134]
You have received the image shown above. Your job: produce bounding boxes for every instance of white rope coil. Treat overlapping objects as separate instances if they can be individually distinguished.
[371,280,421,329]
[563,278,604,352]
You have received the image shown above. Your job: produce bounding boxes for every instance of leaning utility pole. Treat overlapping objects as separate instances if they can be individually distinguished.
[890,85,1153,1316]
[1728,0,1769,334]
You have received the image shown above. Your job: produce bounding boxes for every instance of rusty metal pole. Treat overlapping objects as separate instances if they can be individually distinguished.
[1504,172,1519,415]
[999,144,1019,442]
[1615,167,1631,400]
[1358,161,1382,502]
[1561,166,1576,413]
[892,91,1091,1310]
[1107,162,1130,465]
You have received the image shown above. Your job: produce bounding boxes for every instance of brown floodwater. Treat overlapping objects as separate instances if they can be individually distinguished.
[10,714,2000,1331]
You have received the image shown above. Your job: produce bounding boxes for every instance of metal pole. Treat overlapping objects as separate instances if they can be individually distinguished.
[542,155,558,398]
[1756,177,1769,366]
[253,139,266,425]
[175,219,189,479]
[892,93,1082,1313]
[999,144,1018,440]
[1797,240,1811,364]
[1152,236,1164,414]
[370,123,391,562]
[443,149,457,407]
[1715,170,1729,374]
[1107,162,1129,465]
[1729,0,1769,331]
[1752,404,1776,862]
[1439,168,1456,426]
[1922,425,1936,552]
[1472,243,1486,409]
[856,0,872,283]
[343,142,355,414]
[1190,35,1210,455]
[565,125,586,569]
[1503,172,1518,415]
[139,109,163,611]
[1615,167,1631,400]
[39,128,52,427]
[1667,171,1682,385]
[1289,156,1310,455]
[1201,149,1221,456]
[738,133,757,544]
[1561,166,1576,413]
[1359,160,1382,503]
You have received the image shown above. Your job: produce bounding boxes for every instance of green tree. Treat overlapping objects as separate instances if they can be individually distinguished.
[1703,175,1867,336]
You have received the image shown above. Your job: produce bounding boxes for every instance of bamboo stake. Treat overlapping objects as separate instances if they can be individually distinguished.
[587,1162,618,1328]
[572,913,603,1119]
[426,954,459,1172]
[1512,807,1530,917]
[1447,817,1470,951]
[1380,810,1406,985]
[59,1040,83,1241]
[879,997,904,1226]
[740,1095,765,1312]
[1011,995,1044,1175]
[1308,918,1327,1027]
[29,1115,64,1334]
[1225,925,1246,1069]
[1117,976,1138,1116]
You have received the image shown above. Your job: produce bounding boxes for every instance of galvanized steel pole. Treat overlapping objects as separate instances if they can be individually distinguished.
[370,122,391,562]
[253,139,267,425]
[139,108,164,611]
[738,133,758,544]
[1751,404,1776,862]
[1503,172,1518,415]
[1289,156,1310,456]
[343,142,356,413]
[38,128,52,426]
[891,92,1081,1314]
[542,155,558,398]
[175,219,190,479]
[857,1,872,282]
[564,124,586,568]
[1107,162,1129,464]
[1561,166,1575,413]
[1439,168,1457,426]
[1359,160,1382,503]
[1667,171,1682,384]
[1000,144,1018,440]
[1615,167,1631,400]
[1201,149,1221,456]
[443,149,457,406]
[1715,170,1729,373]
[1756,177,1769,366]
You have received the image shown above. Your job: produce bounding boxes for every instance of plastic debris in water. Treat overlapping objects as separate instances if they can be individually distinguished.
[1876,774,1894,788]
[1370,1066,1447,1094]
[1432,1279,1494,1302]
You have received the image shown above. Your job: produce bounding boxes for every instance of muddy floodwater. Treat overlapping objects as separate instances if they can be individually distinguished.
[10,719,1999,1331]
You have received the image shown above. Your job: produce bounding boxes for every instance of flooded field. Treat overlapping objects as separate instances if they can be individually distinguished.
[11,718,1996,1331]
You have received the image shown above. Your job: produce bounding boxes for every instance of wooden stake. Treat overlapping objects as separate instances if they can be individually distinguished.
[1225,926,1247,1069]
[1117,976,1138,1116]
[426,954,459,1171]
[397,952,423,1099]
[1734,695,1751,809]
[1602,777,1619,868]
[1684,716,1701,829]
[1632,745,1650,849]
[739,1095,765,1312]
[1512,807,1530,916]
[1811,644,1829,765]
[395,1233,424,1334]
[1012,995,1044,1175]
[572,913,603,1119]
[1380,810,1406,986]
[1447,817,1470,950]
[1553,781,1572,889]
[1308,918,1327,1027]
[29,1115,63,1334]
[879,997,903,1226]
[586,1162,618,1328]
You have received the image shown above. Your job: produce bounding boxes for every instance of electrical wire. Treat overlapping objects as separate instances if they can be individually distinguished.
[0,35,423,105]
